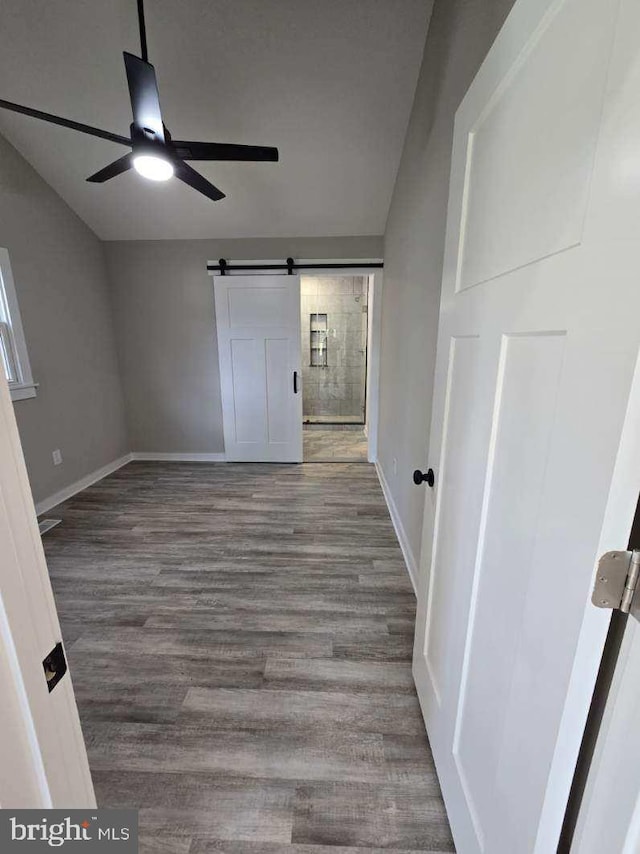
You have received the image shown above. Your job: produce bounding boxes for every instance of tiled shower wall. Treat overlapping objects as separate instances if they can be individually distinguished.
[301,276,368,421]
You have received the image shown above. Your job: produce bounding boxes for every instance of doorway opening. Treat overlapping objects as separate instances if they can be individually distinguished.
[300,274,369,462]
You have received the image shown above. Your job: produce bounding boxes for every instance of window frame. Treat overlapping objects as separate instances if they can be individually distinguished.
[0,248,37,401]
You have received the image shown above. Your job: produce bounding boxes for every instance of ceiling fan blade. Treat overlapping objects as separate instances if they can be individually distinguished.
[123,52,164,142]
[86,153,134,183]
[172,141,279,162]
[175,161,225,201]
[0,98,130,146]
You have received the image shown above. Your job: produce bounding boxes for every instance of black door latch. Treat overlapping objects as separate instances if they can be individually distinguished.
[42,642,67,693]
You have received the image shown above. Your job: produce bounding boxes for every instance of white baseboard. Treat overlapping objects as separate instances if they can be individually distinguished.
[375,461,418,595]
[35,451,228,515]
[131,452,226,462]
[35,452,134,516]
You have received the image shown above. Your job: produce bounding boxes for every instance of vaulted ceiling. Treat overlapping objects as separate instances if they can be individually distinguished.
[0,1,430,240]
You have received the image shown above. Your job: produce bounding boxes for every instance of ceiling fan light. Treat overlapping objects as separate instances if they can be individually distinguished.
[133,154,174,181]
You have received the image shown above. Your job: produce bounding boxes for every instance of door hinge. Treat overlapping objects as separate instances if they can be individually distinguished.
[42,641,67,693]
[592,550,640,619]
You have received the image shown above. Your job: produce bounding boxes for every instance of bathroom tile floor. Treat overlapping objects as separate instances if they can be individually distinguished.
[303,426,368,462]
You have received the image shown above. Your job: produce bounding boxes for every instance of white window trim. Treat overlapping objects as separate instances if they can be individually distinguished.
[0,248,37,401]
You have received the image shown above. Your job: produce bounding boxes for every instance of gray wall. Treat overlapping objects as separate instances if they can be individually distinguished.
[377,0,515,568]
[0,133,128,505]
[105,236,382,453]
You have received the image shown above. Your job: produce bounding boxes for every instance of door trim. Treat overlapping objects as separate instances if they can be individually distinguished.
[553,344,640,852]
[298,267,383,464]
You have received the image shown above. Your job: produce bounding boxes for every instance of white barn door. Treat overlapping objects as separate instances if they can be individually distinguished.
[214,275,302,462]
[412,0,640,851]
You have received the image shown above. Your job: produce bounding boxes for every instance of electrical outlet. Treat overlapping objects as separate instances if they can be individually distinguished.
[392,457,397,477]
[52,449,62,466]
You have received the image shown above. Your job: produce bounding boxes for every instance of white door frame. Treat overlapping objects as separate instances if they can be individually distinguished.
[208,260,383,464]
[0,374,94,807]
[559,345,640,852]
[365,270,383,463]
[298,264,383,463]
[539,345,640,851]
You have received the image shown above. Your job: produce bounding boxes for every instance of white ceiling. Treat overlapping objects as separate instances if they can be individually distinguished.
[0,0,431,240]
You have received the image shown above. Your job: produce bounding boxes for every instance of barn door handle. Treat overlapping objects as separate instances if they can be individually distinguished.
[293,371,299,393]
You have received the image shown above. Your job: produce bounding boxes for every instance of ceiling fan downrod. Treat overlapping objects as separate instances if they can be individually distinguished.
[137,0,148,62]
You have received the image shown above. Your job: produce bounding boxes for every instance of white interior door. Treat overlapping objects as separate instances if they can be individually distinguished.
[214,275,302,462]
[412,0,640,851]
[0,375,94,807]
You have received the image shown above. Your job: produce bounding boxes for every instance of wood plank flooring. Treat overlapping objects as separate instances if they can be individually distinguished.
[42,462,454,853]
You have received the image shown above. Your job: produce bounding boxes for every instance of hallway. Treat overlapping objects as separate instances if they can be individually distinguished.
[43,461,454,853]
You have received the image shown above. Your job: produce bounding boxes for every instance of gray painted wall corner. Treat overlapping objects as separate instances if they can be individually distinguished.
[0,132,129,505]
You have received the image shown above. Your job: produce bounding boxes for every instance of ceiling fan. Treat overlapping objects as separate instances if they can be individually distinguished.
[0,0,278,202]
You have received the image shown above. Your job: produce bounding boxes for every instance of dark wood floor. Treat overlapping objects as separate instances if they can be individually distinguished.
[43,461,454,853]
